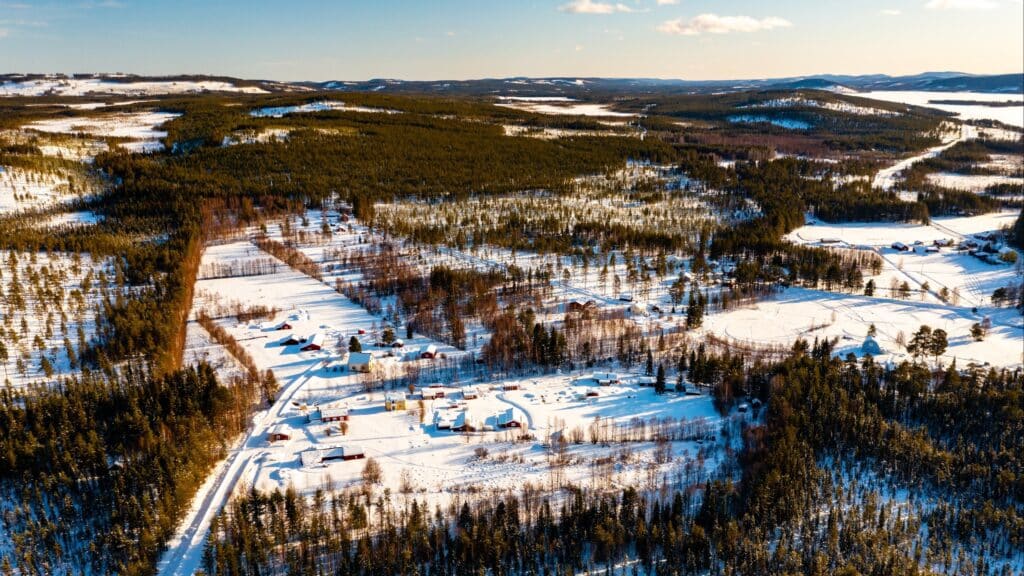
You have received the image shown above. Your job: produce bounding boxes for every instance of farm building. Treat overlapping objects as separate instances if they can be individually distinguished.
[301,332,325,352]
[280,334,303,346]
[348,352,375,373]
[384,392,407,411]
[891,242,910,252]
[502,382,520,391]
[462,386,479,400]
[496,408,525,429]
[266,424,292,442]
[320,445,365,462]
[308,406,349,423]
[420,344,439,359]
[567,300,596,313]
[594,372,620,385]
[420,385,447,399]
[275,321,293,331]
[301,445,365,465]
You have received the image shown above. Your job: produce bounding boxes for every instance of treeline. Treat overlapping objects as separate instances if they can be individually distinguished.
[0,363,257,575]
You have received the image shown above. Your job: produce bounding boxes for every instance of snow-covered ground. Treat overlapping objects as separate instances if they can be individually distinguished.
[25,111,180,153]
[158,211,745,575]
[873,123,972,192]
[927,172,1023,193]
[738,96,900,117]
[0,77,268,97]
[0,251,120,388]
[494,99,635,117]
[0,165,82,213]
[773,212,1023,368]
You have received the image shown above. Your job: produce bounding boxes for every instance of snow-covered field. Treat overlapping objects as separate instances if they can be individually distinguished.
[771,212,1024,368]
[926,172,1024,192]
[494,98,635,117]
[0,77,268,97]
[25,111,180,153]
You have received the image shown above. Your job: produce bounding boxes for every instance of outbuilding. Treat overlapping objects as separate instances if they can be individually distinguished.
[309,406,349,423]
[594,372,620,385]
[280,334,303,346]
[384,392,407,411]
[266,424,292,442]
[496,408,525,429]
[420,344,439,359]
[301,332,325,352]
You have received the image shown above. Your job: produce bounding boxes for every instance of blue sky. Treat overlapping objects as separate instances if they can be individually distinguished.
[1,0,1021,81]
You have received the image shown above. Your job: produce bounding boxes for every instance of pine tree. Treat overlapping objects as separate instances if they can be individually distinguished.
[655,363,666,395]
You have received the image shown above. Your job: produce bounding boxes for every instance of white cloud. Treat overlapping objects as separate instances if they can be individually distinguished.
[657,13,792,35]
[656,0,679,5]
[575,44,584,51]
[0,28,8,38]
[880,8,902,15]
[559,0,634,14]
[925,0,996,10]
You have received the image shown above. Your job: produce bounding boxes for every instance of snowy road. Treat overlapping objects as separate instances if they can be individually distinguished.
[156,357,321,576]
[873,124,975,191]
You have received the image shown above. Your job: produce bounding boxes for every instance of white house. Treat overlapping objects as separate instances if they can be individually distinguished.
[348,352,375,373]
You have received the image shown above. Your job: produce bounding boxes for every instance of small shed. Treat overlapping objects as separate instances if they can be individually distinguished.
[348,352,375,373]
[420,344,439,359]
[861,335,883,356]
[320,445,365,462]
[276,322,293,331]
[384,392,407,411]
[594,372,620,386]
[280,334,303,346]
[266,424,292,442]
[462,386,479,400]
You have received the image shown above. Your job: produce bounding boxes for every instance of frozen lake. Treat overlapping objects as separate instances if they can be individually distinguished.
[862,90,1024,128]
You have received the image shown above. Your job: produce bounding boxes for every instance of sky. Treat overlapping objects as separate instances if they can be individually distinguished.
[1,0,1022,82]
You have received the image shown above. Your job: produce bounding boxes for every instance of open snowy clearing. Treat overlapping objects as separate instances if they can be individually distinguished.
[25,111,180,152]
[702,285,1022,368]
[494,99,635,117]
[926,172,1023,193]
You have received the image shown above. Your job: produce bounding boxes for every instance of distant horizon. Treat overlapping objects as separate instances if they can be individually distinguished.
[2,70,1023,85]
[1,1,1021,82]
